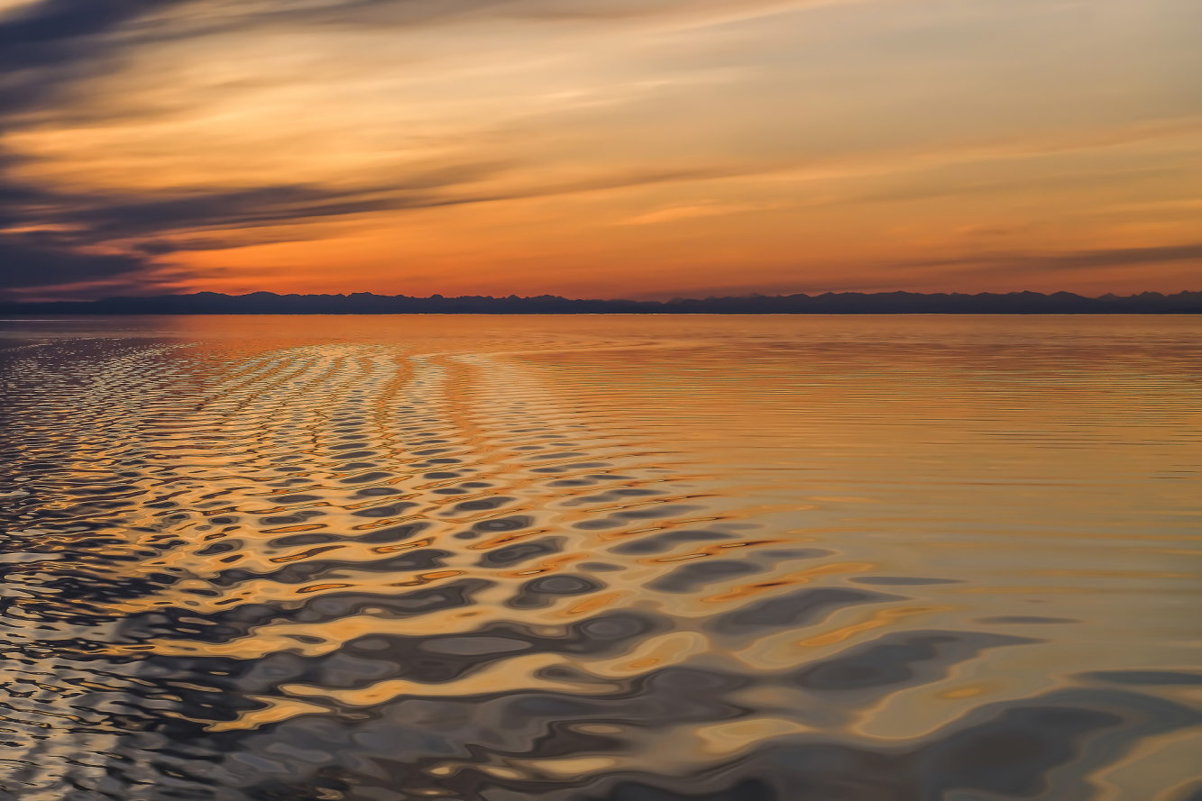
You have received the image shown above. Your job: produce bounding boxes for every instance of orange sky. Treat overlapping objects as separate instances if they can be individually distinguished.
[1,0,1200,299]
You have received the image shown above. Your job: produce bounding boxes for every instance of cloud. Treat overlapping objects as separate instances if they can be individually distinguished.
[0,1,195,296]
[11,161,735,241]
[880,241,1202,281]
[0,157,508,295]
[1,152,747,296]
[3,0,1198,298]
[690,241,1202,297]
[0,231,154,291]
[0,0,760,296]
[994,242,1202,272]
[57,162,509,238]
[619,201,774,225]
[0,0,848,122]
[0,0,200,120]
[0,1,576,124]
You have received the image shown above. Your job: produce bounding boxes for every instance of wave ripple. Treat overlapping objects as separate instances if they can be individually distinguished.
[1,315,1200,801]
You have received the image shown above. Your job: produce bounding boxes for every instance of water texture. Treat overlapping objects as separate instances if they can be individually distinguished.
[0,315,1199,801]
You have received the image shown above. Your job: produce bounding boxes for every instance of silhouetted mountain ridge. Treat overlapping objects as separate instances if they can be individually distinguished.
[2,290,1200,314]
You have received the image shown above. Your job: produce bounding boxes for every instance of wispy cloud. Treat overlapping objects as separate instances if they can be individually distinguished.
[619,201,775,226]
[2,0,1200,297]
[0,232,153,291]
[960,242,1202,274]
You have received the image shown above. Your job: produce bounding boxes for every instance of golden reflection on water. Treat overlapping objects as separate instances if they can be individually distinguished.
[0,314,1200,801]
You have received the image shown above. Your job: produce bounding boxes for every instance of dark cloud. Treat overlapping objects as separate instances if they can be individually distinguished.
[0,0,518,119]
[2,156,737,296]
[9,160,724,243]
[1021,242,1202,271]
[860,241,1202,288]
[0,0,735,120]
[0,232,155,291]
[857,166,1177,206]
[0,0,202,119]
[0,160,505,297]
[0,1,189,295]
[0,0,761,297]
[70,185,443,238]
[682,241,1202,297]
[0,0,160,55]
[915,242,1202,275]
[0,0,524,157]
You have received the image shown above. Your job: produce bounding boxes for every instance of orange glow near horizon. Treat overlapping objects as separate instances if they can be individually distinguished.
[2,0,1200,299]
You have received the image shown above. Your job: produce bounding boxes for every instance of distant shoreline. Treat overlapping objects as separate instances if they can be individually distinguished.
[1,291,1200,315]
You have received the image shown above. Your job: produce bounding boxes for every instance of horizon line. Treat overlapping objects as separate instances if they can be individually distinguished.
[2,289,1201,315]
[6,289,1202,303]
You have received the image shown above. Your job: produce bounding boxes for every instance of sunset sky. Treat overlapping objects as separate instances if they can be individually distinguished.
[1,0,1199,300]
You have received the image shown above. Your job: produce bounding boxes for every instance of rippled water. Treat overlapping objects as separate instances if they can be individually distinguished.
[1,314,1200,801]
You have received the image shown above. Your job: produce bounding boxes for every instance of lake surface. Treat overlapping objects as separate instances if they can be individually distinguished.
[0,315,1199,801]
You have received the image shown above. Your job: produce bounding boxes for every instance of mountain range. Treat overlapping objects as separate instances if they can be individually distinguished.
[2,290,1200,314]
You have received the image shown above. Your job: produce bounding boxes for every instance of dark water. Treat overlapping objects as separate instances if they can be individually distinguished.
[0,315,1199,801]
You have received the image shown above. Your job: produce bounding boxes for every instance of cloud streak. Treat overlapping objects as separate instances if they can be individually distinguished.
[2,151,751,295]
[2,0,1200,297]
[967,242,1202,274]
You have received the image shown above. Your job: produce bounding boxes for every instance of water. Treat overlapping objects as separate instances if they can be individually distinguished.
[0,314,1199,801]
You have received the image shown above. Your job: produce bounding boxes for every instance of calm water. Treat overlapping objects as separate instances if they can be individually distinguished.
[0,315,1199,801]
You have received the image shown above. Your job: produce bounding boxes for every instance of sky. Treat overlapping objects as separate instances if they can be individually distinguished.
[1,0,1199,300]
